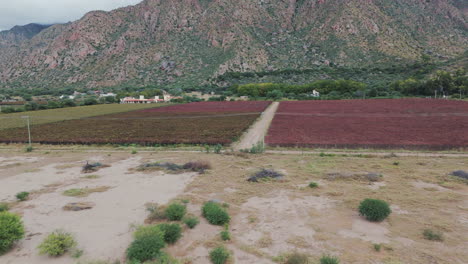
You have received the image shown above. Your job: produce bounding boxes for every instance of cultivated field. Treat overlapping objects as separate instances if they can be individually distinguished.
[0,101,271,145]
[0,149,466,263]
[266,99,468,150]
[0,104,163,130]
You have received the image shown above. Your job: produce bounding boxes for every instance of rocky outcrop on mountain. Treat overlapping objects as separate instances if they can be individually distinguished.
[0,0,466,90]
[0,23,51,46]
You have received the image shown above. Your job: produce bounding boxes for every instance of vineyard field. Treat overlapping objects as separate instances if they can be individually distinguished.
[0,101,271,145]
[266,99,468,150]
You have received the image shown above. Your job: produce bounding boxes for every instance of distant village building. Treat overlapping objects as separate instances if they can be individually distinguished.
[59,95,75,100]
[99,93,116,98]
[120,95,164,104]
[311,90,320,97]
[120,94,183,104]
[73,91,84,97]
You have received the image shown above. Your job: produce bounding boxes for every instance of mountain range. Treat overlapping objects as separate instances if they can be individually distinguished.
[0,0,466,92]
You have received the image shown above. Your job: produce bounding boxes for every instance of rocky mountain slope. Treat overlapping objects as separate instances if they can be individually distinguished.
[0,23,51,46]
[0,0,466,91]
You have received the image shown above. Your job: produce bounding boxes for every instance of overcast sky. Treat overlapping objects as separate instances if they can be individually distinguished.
[0,0,143,31]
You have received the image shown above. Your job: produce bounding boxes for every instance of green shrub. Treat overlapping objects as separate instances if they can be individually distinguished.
[358,199,391,222]
[38,230,76,256]
[183,217,199,229]
[16,192,30,201]
[146,203,167,221]
[220,230,231,241]
[373,243,381,251]
[157,223,182,244]
[308,182,318,188]
[71,248,84,258]
[320,255,340,264]
[202,202,230,226]
[214,144,223,154]
[25,146,33,152]
[286,252,309,264]
[134,225,164,240]
[209,246,230,264]
[147,251,180,264]
[0,203,8,212]
[127,234,166,262]
[423,229,444,241]
[0,212,25,255]
[165,203,186,221]
[241,141,265,154]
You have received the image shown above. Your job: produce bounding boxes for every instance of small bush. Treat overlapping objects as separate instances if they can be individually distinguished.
[451,170,468,180]
[308,182,318,188]
[373,243,381,251]
[320,255,340,264]
[183,161,212,173]
[204,145,211,153]
[134,225,164,240]
[286,252,309,264]
[183,217,199,229]
[0,212,25,255]
[392,161,400,166]
[127,234,166,262]
[209,246,230,264]
[38,230,76,256]
[157,223,182,244]
[220,230,231,241]
[16,192,29,201]
[71,248,84,258]
[423,229,444,241]
[247,169,284,182]
[165,203,186,221]
[214,144,223,154]
[358,199,391,222]
[148,251,180,264]
[131,150,138,155]
[202,202,230,226]
[241,141,265,154]
[365,173,383,182]
[139,162,184,172]
[0,203,8,212]
[146,203,167,221]
[25,146,33,152]
[82,162,104,173]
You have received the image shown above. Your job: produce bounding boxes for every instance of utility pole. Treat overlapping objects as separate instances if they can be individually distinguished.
[22,116,32,147]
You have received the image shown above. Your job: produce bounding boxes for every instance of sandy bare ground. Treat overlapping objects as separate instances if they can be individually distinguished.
[0,150,467,264]
[1,144,467,158]
[233,102,279,150]
[0,154,197,264]
[266,150,468,157]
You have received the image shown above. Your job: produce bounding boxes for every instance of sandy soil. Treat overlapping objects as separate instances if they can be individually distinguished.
[0,149,467,264]
[0,154,197,264]
[233,102,279,150]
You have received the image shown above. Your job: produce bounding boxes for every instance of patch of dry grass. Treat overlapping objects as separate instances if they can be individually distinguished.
[62,186,111,197]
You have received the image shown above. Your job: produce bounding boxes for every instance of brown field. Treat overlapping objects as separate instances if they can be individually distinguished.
[0,147,467,264]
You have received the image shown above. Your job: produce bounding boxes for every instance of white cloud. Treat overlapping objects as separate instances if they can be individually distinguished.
[0,0,143,31]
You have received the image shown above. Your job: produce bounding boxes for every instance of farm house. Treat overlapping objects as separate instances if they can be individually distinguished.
[120,95,164,104]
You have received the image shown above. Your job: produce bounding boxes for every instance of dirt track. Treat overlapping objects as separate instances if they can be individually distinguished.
[232,102,279,151]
